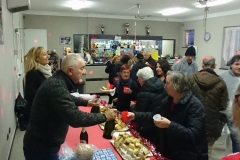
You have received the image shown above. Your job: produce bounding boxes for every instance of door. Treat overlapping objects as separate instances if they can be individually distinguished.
[24,29,47,55]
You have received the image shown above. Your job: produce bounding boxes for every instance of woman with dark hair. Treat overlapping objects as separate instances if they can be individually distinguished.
[114,54,131,76]
[112,64,139,111]
[155,59,171,83]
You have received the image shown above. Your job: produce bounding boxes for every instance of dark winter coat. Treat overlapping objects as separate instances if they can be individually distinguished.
[145,56,156,70]
[134,91,208,160]
[188,68,229,138]
[130,60,146,81]
[105,61,117,84]
[113,78,139,111]
[24,69,46,125]
[133,77,167,141]
[23,70,107,153]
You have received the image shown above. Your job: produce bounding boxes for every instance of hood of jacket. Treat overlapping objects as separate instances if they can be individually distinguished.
[141,77,165,93]
[191,68,221,89]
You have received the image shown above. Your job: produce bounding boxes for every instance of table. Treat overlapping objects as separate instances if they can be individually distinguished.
[65,106,122,159]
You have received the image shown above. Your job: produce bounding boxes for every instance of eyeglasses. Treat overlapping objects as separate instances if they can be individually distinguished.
[235,94,240,106]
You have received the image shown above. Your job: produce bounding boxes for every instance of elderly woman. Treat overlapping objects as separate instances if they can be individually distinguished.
[113,64,139,111]
[128,71,208,160]
[155,59,171,83]
[132,67,167,142]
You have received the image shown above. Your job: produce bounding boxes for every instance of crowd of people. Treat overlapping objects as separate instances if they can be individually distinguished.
[21,45,240,160]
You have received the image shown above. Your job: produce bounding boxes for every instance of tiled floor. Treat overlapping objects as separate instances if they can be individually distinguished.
[9,96,232,160]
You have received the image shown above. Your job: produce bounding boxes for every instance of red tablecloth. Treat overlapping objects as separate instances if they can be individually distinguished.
[65,106,122,160]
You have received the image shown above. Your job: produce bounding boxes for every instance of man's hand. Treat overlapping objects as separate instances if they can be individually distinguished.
[154,117,171,128]
[127,112,135,121]
[124,88,132,94]
[104,109,117,121]
[145,62,149,66]
[87,98,99,107]
[130,101,136,106]
[113,98,118,103]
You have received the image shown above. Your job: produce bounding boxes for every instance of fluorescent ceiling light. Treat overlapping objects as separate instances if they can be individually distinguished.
[64,0,92,10]
[195,0,232,8]
[159,8,189,16]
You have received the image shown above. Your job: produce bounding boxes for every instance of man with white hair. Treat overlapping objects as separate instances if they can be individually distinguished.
[23,54,117,159]
[132,67,167,142]
[142,50,156,70]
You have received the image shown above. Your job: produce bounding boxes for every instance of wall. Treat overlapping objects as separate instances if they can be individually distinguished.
[179,14,240,74]
[23,15,182,58]
[0,0,24,159]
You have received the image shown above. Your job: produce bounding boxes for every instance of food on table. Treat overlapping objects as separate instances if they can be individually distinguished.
[113,132,150,159]
[101,86,109,90]
[100,106,109,113]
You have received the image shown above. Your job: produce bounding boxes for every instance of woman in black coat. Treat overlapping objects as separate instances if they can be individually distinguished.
[128,71,208,160]
[133,67,167,143]
[113,64,139,111]
[24,47,52,129]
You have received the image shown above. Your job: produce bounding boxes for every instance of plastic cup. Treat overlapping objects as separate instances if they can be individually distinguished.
[123,86,128,94]
[121,111,128,122]
[153,114,161,121]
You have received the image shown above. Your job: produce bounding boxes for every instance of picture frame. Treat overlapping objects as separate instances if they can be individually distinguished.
[60,36,71,45]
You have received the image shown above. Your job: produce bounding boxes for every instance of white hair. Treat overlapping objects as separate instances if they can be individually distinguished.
[136,67,154,81]
[61,54,83,72]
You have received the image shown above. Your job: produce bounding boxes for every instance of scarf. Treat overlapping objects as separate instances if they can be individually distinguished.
[120,77,131,86]
[37,64,52,78]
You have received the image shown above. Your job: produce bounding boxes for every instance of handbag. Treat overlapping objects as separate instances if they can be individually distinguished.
[14,92,27,131]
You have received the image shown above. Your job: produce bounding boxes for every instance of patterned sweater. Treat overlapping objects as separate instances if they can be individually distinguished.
[23,70,106,152]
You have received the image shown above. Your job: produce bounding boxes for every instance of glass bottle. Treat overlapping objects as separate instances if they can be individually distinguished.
[103,119,115,139]
[80,127,88,143]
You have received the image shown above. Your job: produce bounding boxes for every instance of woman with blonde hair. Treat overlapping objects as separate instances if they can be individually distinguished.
[23,47,52,129]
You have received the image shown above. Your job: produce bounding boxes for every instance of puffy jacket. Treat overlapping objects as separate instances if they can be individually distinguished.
[189,68,229,138]
[133,77,167,141]
[134,91,208,160]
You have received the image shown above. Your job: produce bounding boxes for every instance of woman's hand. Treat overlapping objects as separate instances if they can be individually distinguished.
[154,117,171,128]
[127,112,135,121]
[113,98,118,103]
[125,88,132,94]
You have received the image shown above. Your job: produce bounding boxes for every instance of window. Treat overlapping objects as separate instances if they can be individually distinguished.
[185,30,195,47]
[221,26,240,67]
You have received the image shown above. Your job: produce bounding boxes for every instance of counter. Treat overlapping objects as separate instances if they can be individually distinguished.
[83,64,109,94]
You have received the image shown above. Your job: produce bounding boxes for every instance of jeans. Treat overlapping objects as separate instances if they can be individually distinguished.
[230,133,240,153]
[23,147,58,160]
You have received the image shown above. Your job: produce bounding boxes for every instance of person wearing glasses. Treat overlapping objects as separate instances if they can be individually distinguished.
[220,54,240,153]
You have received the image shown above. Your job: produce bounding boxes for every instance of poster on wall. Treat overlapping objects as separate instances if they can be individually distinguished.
[0,1,3,44]
[60,36,71,45]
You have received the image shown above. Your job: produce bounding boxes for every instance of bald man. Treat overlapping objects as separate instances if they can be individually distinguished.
[23,54,117,160]
[188,56,228,159]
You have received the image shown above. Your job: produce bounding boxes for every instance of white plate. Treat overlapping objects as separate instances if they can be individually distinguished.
[110,132,153,160]
[100,87,116,96]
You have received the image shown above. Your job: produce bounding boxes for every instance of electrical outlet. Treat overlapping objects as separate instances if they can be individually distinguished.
[9,127,11,134]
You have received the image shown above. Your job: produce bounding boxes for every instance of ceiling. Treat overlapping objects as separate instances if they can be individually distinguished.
[24,0,240,21]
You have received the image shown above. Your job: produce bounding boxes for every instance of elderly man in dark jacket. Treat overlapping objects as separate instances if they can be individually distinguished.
[189,56,228,159]
[128,71,208,160]
[132,67,167,143]
[130,53,146,82]
[23,54,117,160]
[142,50,156,70]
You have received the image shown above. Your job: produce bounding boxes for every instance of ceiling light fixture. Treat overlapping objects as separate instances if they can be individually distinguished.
[71,0,86,10]
[195,0,232,8]
[160,8,189,16]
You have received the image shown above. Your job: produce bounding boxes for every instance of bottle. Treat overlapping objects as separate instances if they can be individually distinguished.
[103,119,115,139]
[80,127,88,143]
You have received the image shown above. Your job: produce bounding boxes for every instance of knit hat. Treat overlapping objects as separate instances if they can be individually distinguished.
[135,53,143,59]
[185,46,196,56]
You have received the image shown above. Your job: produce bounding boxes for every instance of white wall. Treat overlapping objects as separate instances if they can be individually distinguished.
[0,0,24,159]
[179,14,240,74]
